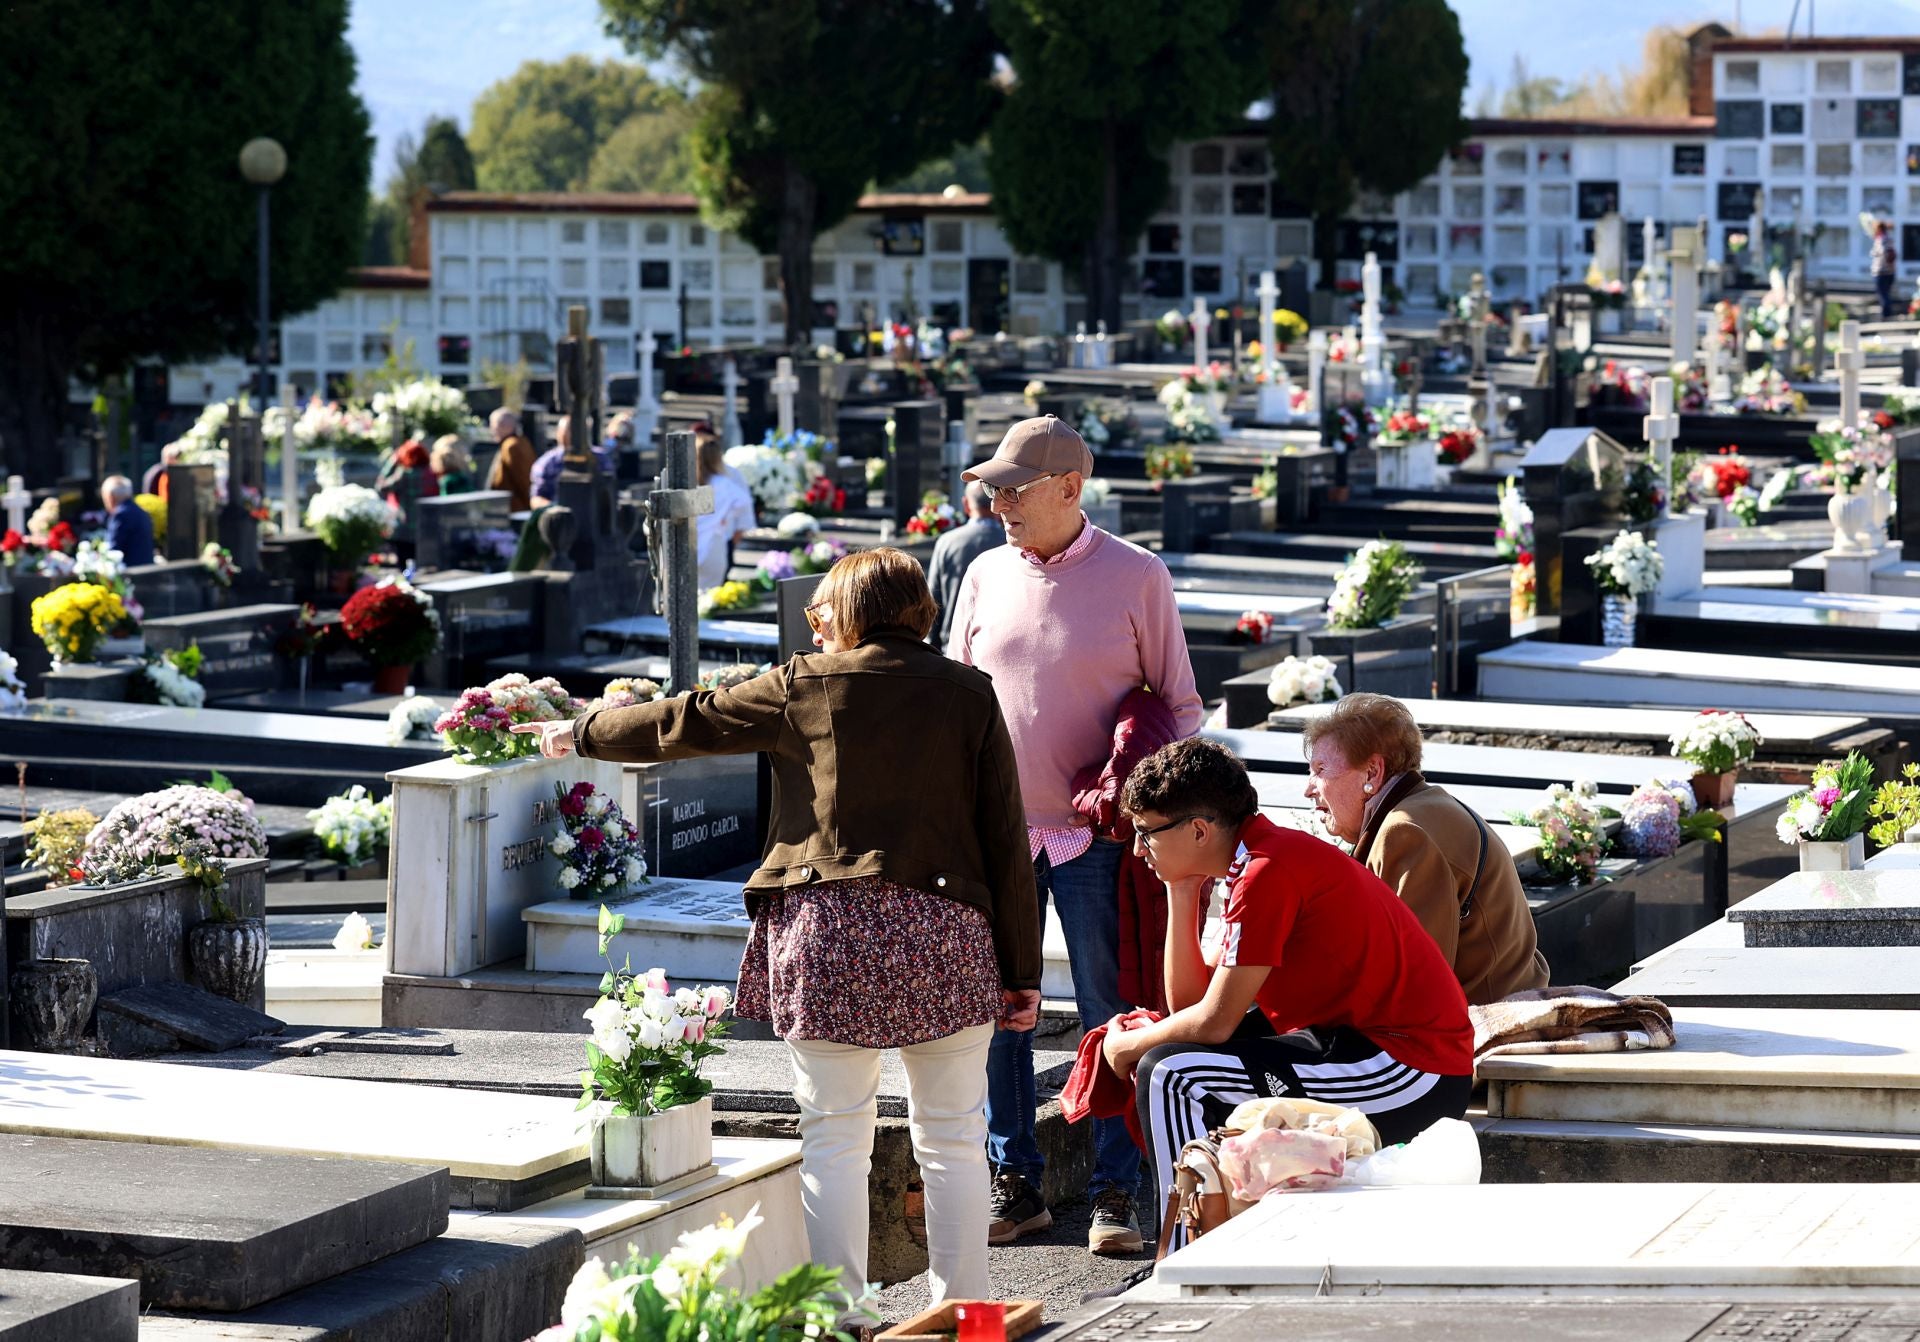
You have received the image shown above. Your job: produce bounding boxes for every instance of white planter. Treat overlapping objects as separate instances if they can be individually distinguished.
[1376,439,1437,491]
[1798,834,1866,872]
[1206,390,1228,422]
[590,1094,715,1190]
[1828,486,1872,553]
[1256,383,1294,425]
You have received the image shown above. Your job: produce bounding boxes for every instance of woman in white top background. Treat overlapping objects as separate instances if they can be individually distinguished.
[693,425,757,589]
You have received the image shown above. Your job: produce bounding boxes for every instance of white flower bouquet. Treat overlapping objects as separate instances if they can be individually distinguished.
[1584,529,1663,598]
[262,397,383,455]
[723,444,807,517]
[551,781,648,897]
[307,784,392,867]
[370,379,479,441]
[1775,752,1875,846]
[71,539,126,588]
[0,650,25,713]
[1267,655,1344,709]
[1668,710,1764,777]
[140,657,205,709]
[1326,539,1422,631]
[774,511,820,538]
[1157,383,1220,443]
[580,908,727,1117]
[385,694,443,747]
[332,910,378,952]
[304,483,399,566]
[596,677,665,710]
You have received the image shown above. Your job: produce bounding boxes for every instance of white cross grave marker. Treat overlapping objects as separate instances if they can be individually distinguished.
[1468,272,1489,376]
[1305,329,1327,416]
[1706,334,1731,406]
[1668,234,1699,372]
[1189,298,1211,369]
[3,475,30,536]
[1837,319,1864,430]
[279,383,299,533]
[635,329,661,454]
[1256,269,1279,380]
[721,357,743,449]
[771,355,799,439]
[1360,252,1386,397]
[1643,375,1679,523]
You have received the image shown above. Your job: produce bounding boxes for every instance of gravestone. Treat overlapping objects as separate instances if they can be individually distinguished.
[887,399,945,528]
[624,755,760,880]
[141,603,298,698]
[0,1268,137,1342]
[216,408,265,573]
[418,572,543,688]
[162,463,217,562]
[414,491,515,573]
[1895,424,1920,546]
[1726,869,1920,948]
[1160,475,1258,553]
[126,560,214,620]
[1520,427,1627,617]
[794,360,841,443]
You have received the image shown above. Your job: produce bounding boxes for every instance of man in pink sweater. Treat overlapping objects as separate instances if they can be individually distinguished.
[948,415,1204,1256]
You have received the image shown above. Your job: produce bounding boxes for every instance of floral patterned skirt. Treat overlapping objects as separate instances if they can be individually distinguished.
[735,876,1002,1050]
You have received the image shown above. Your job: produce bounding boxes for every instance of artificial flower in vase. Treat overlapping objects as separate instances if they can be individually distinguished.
[1668,709,1764,809]
[1776,752,1874,872]
[1584,530,1663,648]
[578,905,732,1189]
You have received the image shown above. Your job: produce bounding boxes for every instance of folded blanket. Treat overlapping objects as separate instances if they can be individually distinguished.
[1470,986,1675,1064]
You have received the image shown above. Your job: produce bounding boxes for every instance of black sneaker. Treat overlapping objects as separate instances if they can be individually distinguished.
[987,1170,1052,1244]
[1088,1187,1144,1256]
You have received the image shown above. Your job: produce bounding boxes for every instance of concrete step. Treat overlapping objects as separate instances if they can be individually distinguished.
[0,1269,136,1342]
[1478,1115,1920,1183]
[1871,561,1920,598]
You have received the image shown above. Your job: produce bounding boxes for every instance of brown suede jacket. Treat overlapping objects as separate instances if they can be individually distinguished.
[570,628,1041,990]
[1353,772,1550,1006]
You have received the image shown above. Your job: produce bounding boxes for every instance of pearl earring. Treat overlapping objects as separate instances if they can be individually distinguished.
[1363,783,1374,794]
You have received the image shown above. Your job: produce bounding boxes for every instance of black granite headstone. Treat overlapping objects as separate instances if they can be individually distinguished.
[1519,427,1628,617]
[1160,475,1240,553]
[415,491,516,573]
[1894,425,1920,545]
[141,603,298,698]
[163,463,218,562]
[794,360,841,443]
[631,754,760,880]
[419,573,543,687]
[888,399,946,527]
[126,560,214,620]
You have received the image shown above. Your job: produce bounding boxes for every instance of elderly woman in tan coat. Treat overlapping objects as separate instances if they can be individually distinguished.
[1300,693,1548,1005]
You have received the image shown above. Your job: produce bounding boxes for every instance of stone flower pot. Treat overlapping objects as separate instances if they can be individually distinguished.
[188,916,270,1004]
[371,663,412,695]
[1799,834,1866,873]
[1690,770,1739,809]
[589,1095,714,1191]
[9,958,98,1052]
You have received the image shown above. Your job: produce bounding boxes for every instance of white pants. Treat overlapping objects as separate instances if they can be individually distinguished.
[787,1023,994,1306]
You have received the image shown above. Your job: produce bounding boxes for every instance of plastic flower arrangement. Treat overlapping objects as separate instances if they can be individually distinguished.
[595,678,664,710]
[135,493,168,540]
[550,781,648,899]
[0,649,25,713]
[369,379,479,441]
[1272,308,1309,346]
[200,543,238,588]
[71,539,126,589]
[1726,484,1761,527]
[1880,387,1920,428]
[761,428,832,467]
[1326,540,1422,631]
[333,910,377,952]
[1157,385,1220,443]
[1584,530,1663,598]
[1694,449,1752,500]
[138,654,205,709]
[1232,610,1274,645]
[276,604,332,661]
[83,783,268,869]
[1435,420,1482,466]
[30,582,127,664]
[1619,782,1682,859]
[580,913,725,1117]
[1155,308,1189,349]
[1757,467,1798,513]
[695,664,769,692]
[1809,416,1894,491]
[1374,408,1431,447]
[385,694,443,746]
[1493,478,1534,560]
[906,491,960,538]
[435,673,583,765]
[795,473,847,518]
[1171,363,1230,395]
[1775,753,1875,846]
[22,808,99,885]
[1867,762,1920,848]
[698,580,757,617]
[340,577,442,668]
[1518,782,1606,884]
[1321,401,1376,454]
[305,483,399,568]
[1145,443,1198,485]
[774,511,819,539]
[1731,366,1804,416]
[1669,710,1764,777]
[529,1206,869,1342]
[1266,655,1343,709]
[307,785,392,867]
[723,444,808,517]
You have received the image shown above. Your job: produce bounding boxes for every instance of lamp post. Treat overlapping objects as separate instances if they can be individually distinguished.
[238,137,287,408]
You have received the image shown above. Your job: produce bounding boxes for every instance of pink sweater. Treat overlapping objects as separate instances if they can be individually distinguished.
[948,525,1205,829]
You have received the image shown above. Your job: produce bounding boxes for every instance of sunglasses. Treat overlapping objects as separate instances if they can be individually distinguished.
[804,601,833,634]
[990,474,1058,506]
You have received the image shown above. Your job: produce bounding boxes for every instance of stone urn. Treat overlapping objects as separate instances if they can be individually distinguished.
[8,958,98,1052]
[1829,484,1872,553]
[188,916,270,1004]
[589,1095,715,1191]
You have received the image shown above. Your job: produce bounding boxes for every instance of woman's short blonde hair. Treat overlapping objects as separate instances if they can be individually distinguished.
[430,435,472,475]
[1299,692,1423,776]
[815,547,937,643]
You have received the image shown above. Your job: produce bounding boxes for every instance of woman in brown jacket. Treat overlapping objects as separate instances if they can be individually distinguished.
[514,547,1038,1310]
[1300,693,1549,1005]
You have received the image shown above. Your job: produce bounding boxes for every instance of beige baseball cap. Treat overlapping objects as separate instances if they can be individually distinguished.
[963,415,1094,489]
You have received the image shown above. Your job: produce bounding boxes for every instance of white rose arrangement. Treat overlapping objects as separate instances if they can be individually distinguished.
[1267,655,1344,709]
[385,695,443,747]
[307,784,393,867]
[1584,529,1663,598]
[1668,710,1764,778]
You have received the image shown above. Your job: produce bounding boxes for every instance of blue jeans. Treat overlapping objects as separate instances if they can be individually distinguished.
[985,838,1141,1200]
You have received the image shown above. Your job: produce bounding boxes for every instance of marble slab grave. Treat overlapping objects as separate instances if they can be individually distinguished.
[1612,916,1920,1010]
[1727,870,1920,948]
[0,1049,588,1209]
[0,1268,137,1342]
[0,1133,447,1310]
[1481,1006,1920,1134]
[1153,1182,1920,1296]
[1477,641,1920,717]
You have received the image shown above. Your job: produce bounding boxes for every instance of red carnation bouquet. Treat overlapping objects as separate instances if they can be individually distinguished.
[1697,448,1752,500]
[340,578,441,667]
[1437,423,1482,465]
[797,473,846,518]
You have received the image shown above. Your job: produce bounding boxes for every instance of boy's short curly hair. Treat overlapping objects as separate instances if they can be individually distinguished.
[1121,737,1258,826]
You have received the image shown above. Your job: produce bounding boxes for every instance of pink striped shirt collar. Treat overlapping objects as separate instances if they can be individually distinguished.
[1019,513,1095,567]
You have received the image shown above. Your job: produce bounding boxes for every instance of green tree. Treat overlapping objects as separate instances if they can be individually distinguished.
[0,0,371,480]
[1259,0,1468,289]
[878,139,993,194]
[603,0,998,344]
[366,116,477,265]
[468,55,692,193]
[986,0,1266,330]
[584,102,699,193]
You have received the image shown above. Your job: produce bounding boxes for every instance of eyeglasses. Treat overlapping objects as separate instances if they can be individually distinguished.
[803,601,833,634]
[990,474,1058,506]
[1133,814,1211,841]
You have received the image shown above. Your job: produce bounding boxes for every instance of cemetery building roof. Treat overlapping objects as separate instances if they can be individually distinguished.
[1708,35,1920,52]
[426,190,994,215]
[346,265,431,289]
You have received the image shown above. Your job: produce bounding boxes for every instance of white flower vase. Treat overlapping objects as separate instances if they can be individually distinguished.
[1256,384,1292,425]
[1829,485,1871,553]
[589,1095,715,1191]
[1798,834,1866,873]
[1206,390,1228,423]
[1869,479,1893,548]
[1600,593,1638,648]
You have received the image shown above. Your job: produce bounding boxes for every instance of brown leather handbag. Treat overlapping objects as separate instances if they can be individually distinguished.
[1154,1128,1250,1261]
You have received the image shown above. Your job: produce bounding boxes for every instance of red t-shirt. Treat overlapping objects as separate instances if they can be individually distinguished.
[1216,814,1473,1076]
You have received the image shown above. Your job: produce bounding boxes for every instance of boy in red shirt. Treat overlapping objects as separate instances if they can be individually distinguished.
[1103,738,1473,1249]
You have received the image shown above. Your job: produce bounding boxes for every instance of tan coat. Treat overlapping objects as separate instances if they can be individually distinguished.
[1353,773,1549,1006]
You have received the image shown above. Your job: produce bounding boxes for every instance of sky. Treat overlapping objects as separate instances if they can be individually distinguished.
[348,0,1920,189]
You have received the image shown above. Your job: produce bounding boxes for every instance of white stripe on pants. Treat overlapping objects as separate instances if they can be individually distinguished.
[788,1023,994,1306]
[1143,1048,1261,1232]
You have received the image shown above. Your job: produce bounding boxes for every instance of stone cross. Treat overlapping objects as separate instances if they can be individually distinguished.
[1643,375,1679,522]
[278,384,299,534]
[635,328,661,459]
[3,475,30,536]
[1785,260,1807,363]
[721,358,744,449]
[1642,217,1656,274]
[1748,198,1765,277]
[1359,251,1385,396]
[1706,333,1731,405]
[1256,270,1279,379]
[1667,233,1699,371]
[555,305,602,468]
[1072,320,1088,369]
[1837,319,1864,429]
[1189,297,1211,369]
[1468,272,1489,376]
[648,429,715,693]
[1305,329,1328,415]
[771,356,800,438]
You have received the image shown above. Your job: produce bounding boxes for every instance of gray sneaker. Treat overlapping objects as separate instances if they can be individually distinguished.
[987,1170,1052,1244]
[1088,1187,1144,1256]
